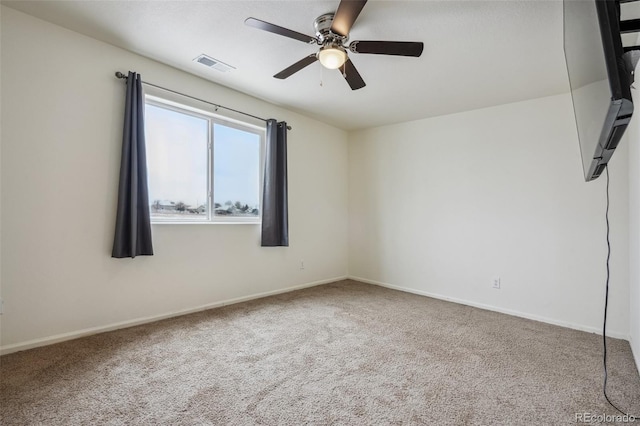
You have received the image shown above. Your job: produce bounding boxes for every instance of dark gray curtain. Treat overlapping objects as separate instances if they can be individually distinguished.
[261,119,289,247]
[112,71,154,258]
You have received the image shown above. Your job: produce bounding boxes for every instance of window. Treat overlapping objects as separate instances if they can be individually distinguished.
[145,96,264,223]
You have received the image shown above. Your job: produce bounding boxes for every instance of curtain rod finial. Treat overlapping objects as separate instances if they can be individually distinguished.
[115,71,127,79]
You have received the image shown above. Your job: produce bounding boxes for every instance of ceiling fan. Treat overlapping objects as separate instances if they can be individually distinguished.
[245,0,424,90]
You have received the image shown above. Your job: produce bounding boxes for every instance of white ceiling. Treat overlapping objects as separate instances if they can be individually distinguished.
[3,0,636,130]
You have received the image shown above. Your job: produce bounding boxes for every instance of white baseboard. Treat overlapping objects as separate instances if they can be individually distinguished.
[3,275,630,356]
[631,336,640,374]
[0,276,347,356]
[348,275,630,340]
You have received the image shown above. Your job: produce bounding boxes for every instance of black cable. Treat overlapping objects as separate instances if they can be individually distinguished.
[601,165,639,418]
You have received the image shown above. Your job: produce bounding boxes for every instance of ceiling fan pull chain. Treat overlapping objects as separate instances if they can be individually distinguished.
[320,64,324,87]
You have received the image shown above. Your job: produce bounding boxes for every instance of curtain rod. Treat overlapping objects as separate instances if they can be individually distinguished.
[115,71,291,130]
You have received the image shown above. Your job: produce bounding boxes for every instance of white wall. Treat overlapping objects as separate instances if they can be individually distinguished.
[2,5,636,360]
[0,4,3,342]
[0,6,348,352]
[628,86,640,370]
[348,93,630,337]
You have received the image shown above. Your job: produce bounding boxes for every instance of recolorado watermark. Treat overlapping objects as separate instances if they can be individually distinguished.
[575,412,636,423]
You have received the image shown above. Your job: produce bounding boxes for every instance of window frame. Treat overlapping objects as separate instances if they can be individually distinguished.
[145,94,265,225]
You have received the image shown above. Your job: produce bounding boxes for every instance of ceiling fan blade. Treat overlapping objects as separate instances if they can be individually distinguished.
[330,0,368,37]
[245,17,316,44]
[349,41,424,57]
[274,55,318,79]
[341,59,366,90]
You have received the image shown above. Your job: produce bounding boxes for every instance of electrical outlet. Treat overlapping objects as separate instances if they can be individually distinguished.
[492,277,501,289]
[300,260,305,270]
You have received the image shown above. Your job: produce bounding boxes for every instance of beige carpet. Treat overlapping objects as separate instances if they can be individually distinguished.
[1,280,639,425]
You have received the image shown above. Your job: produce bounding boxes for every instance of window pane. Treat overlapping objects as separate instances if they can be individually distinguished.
[145,104,208,220]
[213,123,260,217]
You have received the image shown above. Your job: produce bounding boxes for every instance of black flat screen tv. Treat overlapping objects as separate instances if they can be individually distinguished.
[564,0,634,181]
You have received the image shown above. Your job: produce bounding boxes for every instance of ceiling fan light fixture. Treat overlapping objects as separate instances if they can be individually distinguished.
[246,0,423,90]
[318,46,347,69]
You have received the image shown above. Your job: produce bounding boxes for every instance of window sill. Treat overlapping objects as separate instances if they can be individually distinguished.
[151,221,261,225]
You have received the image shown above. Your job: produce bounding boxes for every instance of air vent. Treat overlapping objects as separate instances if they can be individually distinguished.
[593,163,607,178]
[604,124,627,150]
[193,54,235,72]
